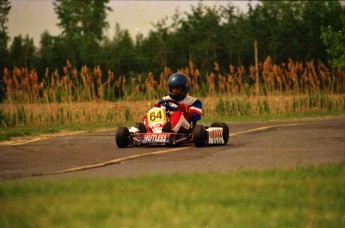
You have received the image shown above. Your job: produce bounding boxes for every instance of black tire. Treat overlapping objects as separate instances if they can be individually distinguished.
[210,122,229,145]
[115,127,130,148]
[193,125,207,147]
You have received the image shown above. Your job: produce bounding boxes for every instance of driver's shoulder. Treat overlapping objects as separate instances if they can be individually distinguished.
[182,96,200,105]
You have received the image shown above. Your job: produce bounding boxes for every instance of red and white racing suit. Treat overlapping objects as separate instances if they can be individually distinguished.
[144,95,202,133]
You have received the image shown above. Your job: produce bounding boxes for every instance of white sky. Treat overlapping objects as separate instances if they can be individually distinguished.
[8,0,257,47]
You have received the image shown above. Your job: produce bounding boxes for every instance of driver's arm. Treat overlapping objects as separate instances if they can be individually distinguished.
[189,99,202,121]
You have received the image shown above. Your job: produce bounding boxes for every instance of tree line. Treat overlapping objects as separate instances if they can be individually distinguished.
[0,0,344,89]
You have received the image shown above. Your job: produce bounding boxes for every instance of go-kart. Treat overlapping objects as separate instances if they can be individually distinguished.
[115,99,229,148]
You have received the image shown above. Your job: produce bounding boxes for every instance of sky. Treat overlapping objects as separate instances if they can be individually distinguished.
[8,0,258,47]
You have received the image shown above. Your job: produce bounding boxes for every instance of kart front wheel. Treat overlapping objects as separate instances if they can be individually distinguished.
[193,125,207,147]
[115,127,130,148]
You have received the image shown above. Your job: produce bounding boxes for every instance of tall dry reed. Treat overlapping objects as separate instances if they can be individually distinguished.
[1,57,344,127]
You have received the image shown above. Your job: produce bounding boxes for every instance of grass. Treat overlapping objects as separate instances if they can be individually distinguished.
[0,93,344,128]
[1,57,344,129]
[202,109,345,123]
[2,56,344,227]
[0,108,344,142]
[0,119,134,141]
[1,108,345,141]
[0,163,344,227]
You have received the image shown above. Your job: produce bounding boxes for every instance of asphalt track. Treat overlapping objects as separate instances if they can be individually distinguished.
[0,117,344,180]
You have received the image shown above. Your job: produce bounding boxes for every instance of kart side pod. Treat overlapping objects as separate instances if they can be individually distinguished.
[192,123,230,147]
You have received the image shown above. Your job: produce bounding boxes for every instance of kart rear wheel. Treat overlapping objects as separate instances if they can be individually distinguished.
[115,127,130,148]
[210,122,229,145]
[193,125,207,147]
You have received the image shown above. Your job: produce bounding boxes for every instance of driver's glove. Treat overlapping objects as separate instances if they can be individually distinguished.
[178,103,193,118]
[153,103,161,108]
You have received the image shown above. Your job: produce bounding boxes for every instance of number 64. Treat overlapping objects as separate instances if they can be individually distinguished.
[150,110,163,121]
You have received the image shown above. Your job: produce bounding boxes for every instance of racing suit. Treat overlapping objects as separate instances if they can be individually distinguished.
[157,95,202,133]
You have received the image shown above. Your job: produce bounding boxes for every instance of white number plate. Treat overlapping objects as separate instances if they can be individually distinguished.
[142,133,170,143]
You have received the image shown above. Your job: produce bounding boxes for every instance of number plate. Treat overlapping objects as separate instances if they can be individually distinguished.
[148,108,166,124]
[142,133,170,143]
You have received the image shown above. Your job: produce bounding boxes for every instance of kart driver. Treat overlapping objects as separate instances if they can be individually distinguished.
[139,73,202,133]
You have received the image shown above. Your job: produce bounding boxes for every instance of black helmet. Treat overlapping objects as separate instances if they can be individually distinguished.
[168,73,189,101]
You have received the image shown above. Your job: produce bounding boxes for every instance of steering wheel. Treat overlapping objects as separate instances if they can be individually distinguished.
[157,99,180,111]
